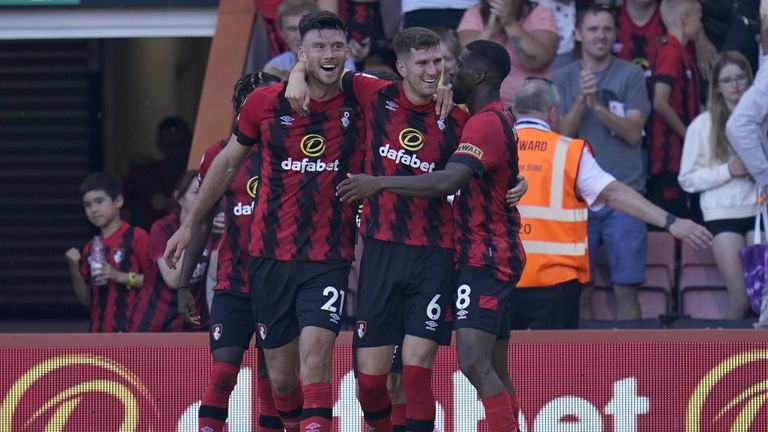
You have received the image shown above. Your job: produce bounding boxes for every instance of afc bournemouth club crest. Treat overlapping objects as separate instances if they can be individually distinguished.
[258,323,268,341]
[356,321,367,339]
[338,108,353,129]
[211,324,223,341]
[437,116,446,132]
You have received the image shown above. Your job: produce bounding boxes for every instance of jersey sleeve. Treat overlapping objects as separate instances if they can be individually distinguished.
[198,142,225,182]
[342,72,389,106]
[132,227,151,275]
[148,220,171,262]
[448,113,505,176]
[80,240,92,283]
[233,87,267,146]
[652,42,679,86]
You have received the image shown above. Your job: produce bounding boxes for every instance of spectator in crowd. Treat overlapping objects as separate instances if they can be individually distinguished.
[122,116,192,230]
[401,0,475,30]
[131,171,210,332]
[646,0,704,219]
[256,0,291,57]
[727,8,768,197]
[615,0,717,80]
[173,72,283,432]
[345,0,389,71]
[457,0,559,106]
[511,79,712,329]
[65,172,149,333]
[436,27,462,78]
[552,4,651,321]
[537,0,577,70]
[679,51,757,320]
[263,0,355,80]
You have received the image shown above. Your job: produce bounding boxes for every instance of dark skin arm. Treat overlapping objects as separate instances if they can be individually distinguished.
[336,162,476,201]
[175,205,218,325]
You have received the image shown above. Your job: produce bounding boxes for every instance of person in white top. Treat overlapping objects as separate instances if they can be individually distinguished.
[680,51,757,319]
[509,79,712,326]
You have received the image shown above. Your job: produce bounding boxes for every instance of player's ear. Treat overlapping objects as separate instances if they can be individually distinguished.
[395,59,406,79]
[298,46,306,63]
[473,70,486,86]
[114,194,124,209]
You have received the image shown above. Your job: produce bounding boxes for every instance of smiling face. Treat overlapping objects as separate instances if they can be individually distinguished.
[575,10,616,62]
[298,28,348,88]
[83,190,122,229]
[397,45,443,105]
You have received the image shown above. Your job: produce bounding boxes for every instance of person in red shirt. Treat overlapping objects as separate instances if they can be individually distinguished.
[337,39,525,431]
[131,171,210,332]
[176,72,283,432]
[647,0,704,219]
[165,12,364,432]
[65,172,149,333]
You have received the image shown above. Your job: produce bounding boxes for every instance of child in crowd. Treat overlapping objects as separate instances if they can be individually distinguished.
[65,172,149,332]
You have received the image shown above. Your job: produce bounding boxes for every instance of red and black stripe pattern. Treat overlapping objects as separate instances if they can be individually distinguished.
[647,34,701,176]
[199,141,258,294]
[80,222,149,332]
[449,102,526,283]
[234,82,364,262]
[130,212,209,332]
[343,72,468,249]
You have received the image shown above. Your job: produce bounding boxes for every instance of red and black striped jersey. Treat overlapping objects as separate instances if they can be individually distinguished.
[647,34,701,176]
[449,102,526,283]
[130,212,209,332]
[342,72,469,249]
[80,222,149,332]
[615,4,664,73]
[234,82,364,262]
[199,141,259,294]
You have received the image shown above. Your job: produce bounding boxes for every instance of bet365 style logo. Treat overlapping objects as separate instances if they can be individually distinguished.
[0,354,158,431]
[686,349,768,431]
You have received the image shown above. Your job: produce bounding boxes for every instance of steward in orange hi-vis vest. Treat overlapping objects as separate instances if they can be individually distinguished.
[516,119,590,288]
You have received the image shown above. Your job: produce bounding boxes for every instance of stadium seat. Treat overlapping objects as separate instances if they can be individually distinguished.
[678,242,728,319]
[591,232,675,320]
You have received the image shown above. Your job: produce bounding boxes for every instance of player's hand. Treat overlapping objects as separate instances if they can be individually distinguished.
[164,225,192,270]
[505,175,528,207]
[336,173,381,202]
[64,247,81,265]
[433,85,454,119]
[669,218,713,250]
[91,262,114,281]
[177,287,201,325]
[285,61,311,116]
[211,211,226,234]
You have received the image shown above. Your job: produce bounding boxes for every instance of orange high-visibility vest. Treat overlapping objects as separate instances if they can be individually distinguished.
[516,123,590,288]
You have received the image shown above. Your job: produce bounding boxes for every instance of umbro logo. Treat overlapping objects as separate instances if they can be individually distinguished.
[425,320,438,331]
[305,422,321,431]
[280,115,294,126]
[385,101,398,112]
[457,310,469,319]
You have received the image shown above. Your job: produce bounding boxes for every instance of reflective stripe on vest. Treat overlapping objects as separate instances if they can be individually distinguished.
[517,130,590,288]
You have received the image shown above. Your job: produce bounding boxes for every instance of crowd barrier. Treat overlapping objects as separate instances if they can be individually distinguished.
[1,330,767,431]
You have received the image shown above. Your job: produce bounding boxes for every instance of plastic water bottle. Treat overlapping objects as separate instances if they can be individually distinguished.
[90,235,108,286]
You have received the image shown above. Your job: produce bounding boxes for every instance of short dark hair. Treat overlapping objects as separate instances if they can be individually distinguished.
[465,40,511,80]
[232,71,281,114]
[173,170,199,203]
[298,10,347,40]
[576,3,616,29]
[393,27,440,60]
[80,172,122,200]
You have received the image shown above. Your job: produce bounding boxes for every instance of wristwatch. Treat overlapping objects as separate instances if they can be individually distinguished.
[126,272,138,289]
[664,213,677,230]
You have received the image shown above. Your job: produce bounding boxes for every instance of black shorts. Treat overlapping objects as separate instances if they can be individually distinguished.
[509,279,581,330]
[704,216,755,236]
[249,257,350,349]
[354,238,454,348]
[209,290,254,351]
[454,266,514,340]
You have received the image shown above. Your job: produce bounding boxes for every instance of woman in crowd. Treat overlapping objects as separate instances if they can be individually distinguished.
[457,0,558,106]
[131,170,210,331]
[679,51,757,319]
